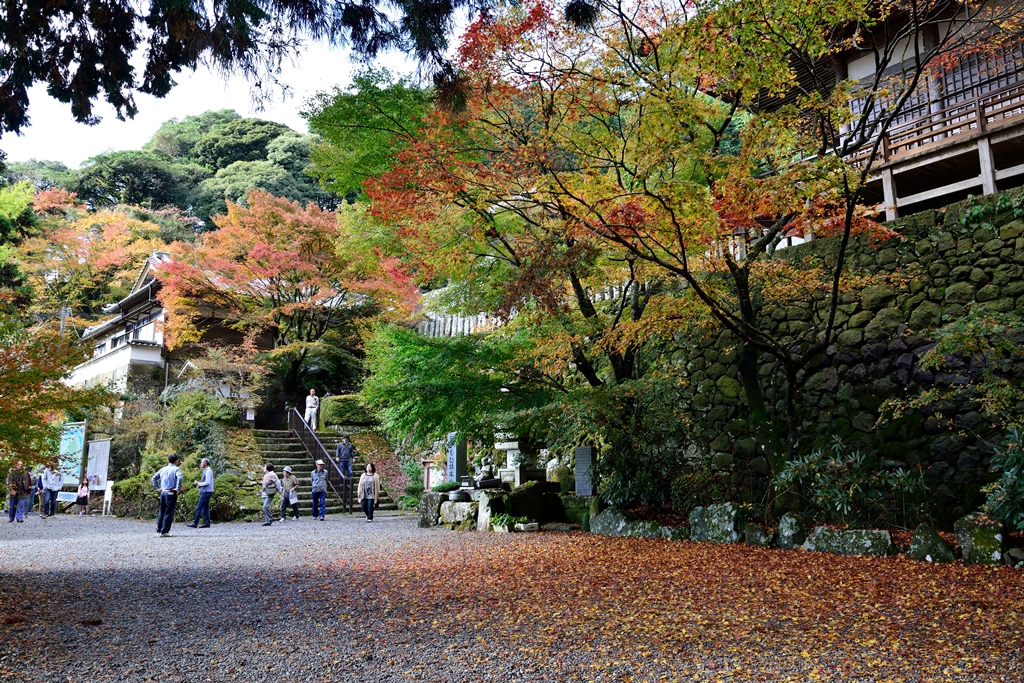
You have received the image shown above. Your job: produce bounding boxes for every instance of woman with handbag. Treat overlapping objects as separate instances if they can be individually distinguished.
[279,466,300,521]
[261,463,280,527]
[357,463,380,522]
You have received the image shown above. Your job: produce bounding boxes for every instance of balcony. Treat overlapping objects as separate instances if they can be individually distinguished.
[851,47,1024,219]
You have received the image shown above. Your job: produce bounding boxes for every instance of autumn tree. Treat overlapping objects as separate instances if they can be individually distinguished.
[158,190,416,399]
[18,195,196,319]
[358,0,1024,480]
[0,313,107,462]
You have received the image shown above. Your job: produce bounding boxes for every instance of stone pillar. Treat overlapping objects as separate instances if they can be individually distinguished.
[881,167,898,221]
[978,137,998,196]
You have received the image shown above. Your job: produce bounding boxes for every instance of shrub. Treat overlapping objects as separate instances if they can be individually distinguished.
[404,482,425,497]
[774,436,928,528]
[670,468,737,515]
[983,430,1024,531]
[320,395,375,426]
[396,494,421,510]
[491,513,529,526]
[432,481,461,493]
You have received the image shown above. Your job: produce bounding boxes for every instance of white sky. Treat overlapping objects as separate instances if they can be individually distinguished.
[1,42,414,168]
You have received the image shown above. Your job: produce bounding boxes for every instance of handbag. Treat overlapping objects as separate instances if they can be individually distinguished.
[264,479,278,496]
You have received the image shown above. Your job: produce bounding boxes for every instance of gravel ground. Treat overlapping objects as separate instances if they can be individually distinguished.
[1,513,1022,683]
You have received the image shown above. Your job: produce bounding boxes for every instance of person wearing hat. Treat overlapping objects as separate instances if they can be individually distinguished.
[187,458,214,528]
[310,460,328,521]
[279,465,300,521]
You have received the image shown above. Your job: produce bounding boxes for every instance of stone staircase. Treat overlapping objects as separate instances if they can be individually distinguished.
[252,430,397,517]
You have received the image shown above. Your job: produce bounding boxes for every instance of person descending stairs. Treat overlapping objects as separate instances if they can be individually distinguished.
[251,430,396,520]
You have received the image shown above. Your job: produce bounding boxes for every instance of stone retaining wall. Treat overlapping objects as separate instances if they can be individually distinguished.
[673,190,1024,524]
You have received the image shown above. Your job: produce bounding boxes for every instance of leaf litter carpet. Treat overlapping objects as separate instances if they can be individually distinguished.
[1,515,1021,682]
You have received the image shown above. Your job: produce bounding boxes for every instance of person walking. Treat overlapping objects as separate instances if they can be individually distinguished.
[357,462,381,522]
[187,458,214,528]
[27,465,42,515]
[261,463,280,527]
[75,479,90,516]
[6,460,32,523]
[310,460,328,521]
[279,466,300,521]
[41,463,64,519]
[334,434,355,480]
[151,454,183,537]
[303,389,320,431]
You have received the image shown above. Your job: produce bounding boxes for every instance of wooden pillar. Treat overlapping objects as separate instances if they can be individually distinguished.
[978,137,998,196]
[881,168,898,221]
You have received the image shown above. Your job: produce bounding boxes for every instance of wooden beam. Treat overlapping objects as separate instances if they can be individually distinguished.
[897,176,983,208]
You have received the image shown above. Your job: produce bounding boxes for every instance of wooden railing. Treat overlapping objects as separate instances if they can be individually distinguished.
[848,77,1024,169]
[288,407,353,513]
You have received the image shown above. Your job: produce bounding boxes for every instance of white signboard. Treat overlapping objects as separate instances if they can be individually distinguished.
[86,440,111,491]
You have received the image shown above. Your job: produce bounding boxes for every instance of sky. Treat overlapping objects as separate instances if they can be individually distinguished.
[1,42,413,168]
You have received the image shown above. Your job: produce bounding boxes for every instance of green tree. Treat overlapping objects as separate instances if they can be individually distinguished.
[304,68,431,199]
[143,110,242,160]
[73,151,210,208]
[190,118,291,170]
[1,159,77,191]
[188,160,321,222]
[361,325,551,445]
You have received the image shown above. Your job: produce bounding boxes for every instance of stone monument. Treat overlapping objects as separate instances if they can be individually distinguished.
[574,446,595,496]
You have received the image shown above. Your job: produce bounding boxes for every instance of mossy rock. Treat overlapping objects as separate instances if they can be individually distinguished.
[907,524,956,563]
[954,512,1007,566]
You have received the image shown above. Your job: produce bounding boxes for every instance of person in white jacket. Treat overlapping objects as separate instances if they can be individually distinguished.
[303,389,320,430]
[41,463,64,519]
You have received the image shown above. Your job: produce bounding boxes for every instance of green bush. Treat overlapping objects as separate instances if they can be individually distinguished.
[774,436,928,528]
[179,473,244,523]
[396,494,421,510]
[431,481,461,493]
[983,430,1024,531]
[670,468,737,515]
[404,482,425,497]
[320,395,375,426]
[490,513,529,526]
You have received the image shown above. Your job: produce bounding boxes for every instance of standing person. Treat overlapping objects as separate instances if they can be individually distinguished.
[33,466,44,516]
[279,466,300,521]
[6,460,32,523]
[151,454,183,537]
[75,479,90,516]
[187,458,214,529]
[261,463,280,527]
[310,460,328,521]
[357,463,381,522]
[42,463,64,519]
[27,465,42,515]
[303,389,320,431]
[334,434,355,480]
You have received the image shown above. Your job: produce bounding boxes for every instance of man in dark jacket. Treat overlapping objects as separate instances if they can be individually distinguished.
[6,460,33,523]
[335,435,356,480]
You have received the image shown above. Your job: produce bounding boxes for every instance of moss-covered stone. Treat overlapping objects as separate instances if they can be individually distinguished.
[589,508,685,540]
[773,513,807,549]
[907,524,956,563]
[944,281,976,304]
[802,527,897,557]
[689,506,708,542]
[743,524,771,547]
[705,502,741,543]
[954,512,1007,566]
[417,491,445,528]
